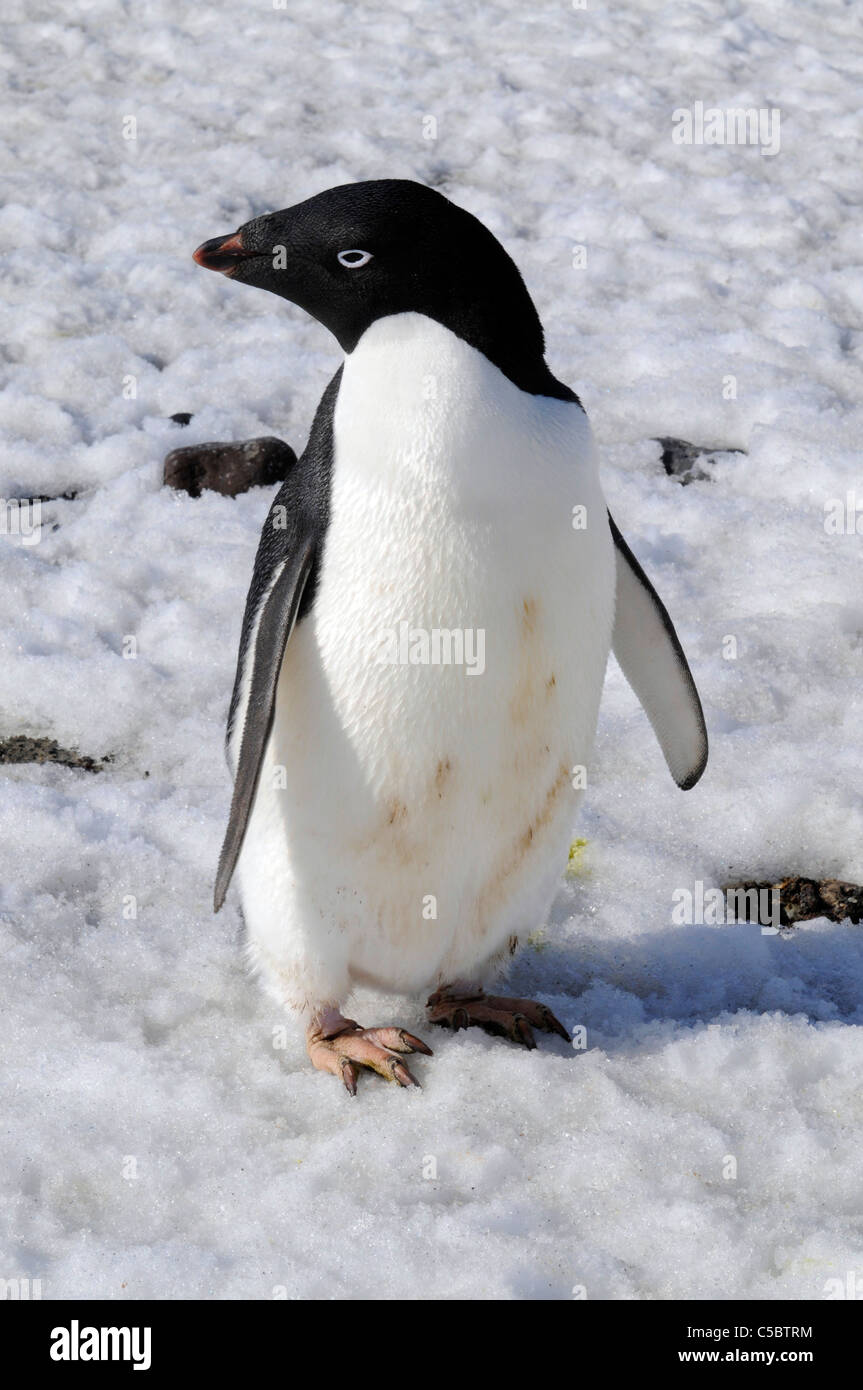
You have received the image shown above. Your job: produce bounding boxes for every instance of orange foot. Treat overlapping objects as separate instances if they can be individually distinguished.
[307,1016,433,1095]
[427,988,570,1049]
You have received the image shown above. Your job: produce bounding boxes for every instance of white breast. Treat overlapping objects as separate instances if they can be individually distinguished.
[239,314,615,1013]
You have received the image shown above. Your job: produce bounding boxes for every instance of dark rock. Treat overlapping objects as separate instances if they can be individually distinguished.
[0,735,112,773]
[170,412,193,426]
[722,876,863,927]
[655,436,745,485]
[818,880,863,923]
[164,437,297,499]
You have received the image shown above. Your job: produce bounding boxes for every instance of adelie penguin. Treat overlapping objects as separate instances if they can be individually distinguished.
[193,180,707,1094]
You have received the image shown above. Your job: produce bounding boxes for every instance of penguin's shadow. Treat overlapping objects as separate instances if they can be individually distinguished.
[501,905,863,1056]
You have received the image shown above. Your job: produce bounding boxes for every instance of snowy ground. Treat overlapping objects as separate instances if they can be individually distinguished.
[2,0,862,1300]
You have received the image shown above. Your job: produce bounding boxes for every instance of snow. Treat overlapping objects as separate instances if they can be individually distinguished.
[2,0,863,1300]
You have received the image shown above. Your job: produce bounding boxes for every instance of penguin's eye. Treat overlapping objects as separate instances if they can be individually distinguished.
[337,249,373,268]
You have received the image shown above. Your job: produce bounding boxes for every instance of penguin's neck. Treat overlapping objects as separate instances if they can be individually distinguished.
[348,306,578,406]
[340,311,520,451]
[334,313,586,501]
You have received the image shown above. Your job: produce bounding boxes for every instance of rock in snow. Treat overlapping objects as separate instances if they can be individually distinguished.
[164,437,297,498]
[0,735,110,774]
[655,436,745,485]
[724,877,863,928]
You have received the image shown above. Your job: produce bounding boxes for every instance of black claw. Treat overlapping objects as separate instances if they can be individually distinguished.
[391,1058,420,1088]
[399,1029,434,1056]
[340,1059,358,1096]
[543,1012,571,1042]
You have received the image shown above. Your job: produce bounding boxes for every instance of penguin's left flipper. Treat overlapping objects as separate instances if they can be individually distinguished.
[609,512,708,789]
[213,536,315,912]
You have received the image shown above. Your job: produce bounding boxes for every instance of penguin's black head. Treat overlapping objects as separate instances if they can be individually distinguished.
[194,179,575,399]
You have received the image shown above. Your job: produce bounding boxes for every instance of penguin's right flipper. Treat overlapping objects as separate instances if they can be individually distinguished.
[214,537,315,911]
[213,367,342,913]
[609,513,708,789]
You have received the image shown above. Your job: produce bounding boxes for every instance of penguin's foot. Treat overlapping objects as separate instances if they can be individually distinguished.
[427,987,570,1049]
[306,1013,433,1095]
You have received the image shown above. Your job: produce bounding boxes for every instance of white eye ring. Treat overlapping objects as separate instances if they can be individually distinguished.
[337,248,373,268]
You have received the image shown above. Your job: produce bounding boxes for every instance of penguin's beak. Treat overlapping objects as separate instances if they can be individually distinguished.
[193,231,258,275]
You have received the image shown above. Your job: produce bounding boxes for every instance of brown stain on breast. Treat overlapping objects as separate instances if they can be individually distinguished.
[474,759,572,934]
[434,757,452,797]
[359,760,455,869]
[386,799,408,826]
[521,596,538,635]
[511,596,544,727]
[514,760,570,859]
